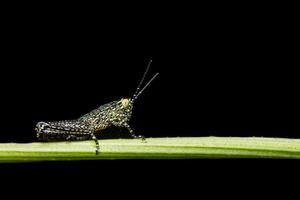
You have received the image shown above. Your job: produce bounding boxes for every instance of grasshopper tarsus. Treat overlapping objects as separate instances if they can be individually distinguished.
[130,132,146,141]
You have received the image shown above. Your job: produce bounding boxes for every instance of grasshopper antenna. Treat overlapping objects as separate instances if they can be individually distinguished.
[133,60,152,99]
[132,60,159,102]
[133,73,159,101]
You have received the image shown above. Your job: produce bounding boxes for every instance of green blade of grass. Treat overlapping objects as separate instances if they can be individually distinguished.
[1,137,300,162]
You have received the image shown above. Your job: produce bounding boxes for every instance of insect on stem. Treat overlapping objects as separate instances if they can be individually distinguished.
[36,59,159,155]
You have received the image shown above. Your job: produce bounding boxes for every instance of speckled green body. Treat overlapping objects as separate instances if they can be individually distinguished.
[79,99,133,132]
[35,98,136,154]
[36,98,134,140]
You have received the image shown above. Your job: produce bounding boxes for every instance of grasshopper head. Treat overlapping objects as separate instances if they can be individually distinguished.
[119,98,133,113]
[121,98,131,108]
[113,98,133,123]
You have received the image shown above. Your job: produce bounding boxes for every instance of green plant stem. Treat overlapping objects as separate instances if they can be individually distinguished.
[1,137,300,162]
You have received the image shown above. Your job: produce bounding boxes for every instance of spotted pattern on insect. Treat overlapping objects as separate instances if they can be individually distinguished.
[79,98,133,132]
[35,60,159,155]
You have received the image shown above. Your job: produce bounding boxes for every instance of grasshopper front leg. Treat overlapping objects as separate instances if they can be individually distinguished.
[123,123,145,141]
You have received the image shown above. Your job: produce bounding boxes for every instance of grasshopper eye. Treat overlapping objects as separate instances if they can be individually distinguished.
[121,99,130,107]
[36,121,50,132]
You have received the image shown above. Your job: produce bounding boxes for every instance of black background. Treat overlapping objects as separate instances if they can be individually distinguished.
[0,5,299,141]
[0,2,299,186]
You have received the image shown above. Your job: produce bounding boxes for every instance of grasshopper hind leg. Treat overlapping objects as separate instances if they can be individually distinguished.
[65,133,99,155]
[66,135,90,141]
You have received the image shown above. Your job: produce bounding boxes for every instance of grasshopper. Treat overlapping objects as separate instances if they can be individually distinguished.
[35,60,159,154]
